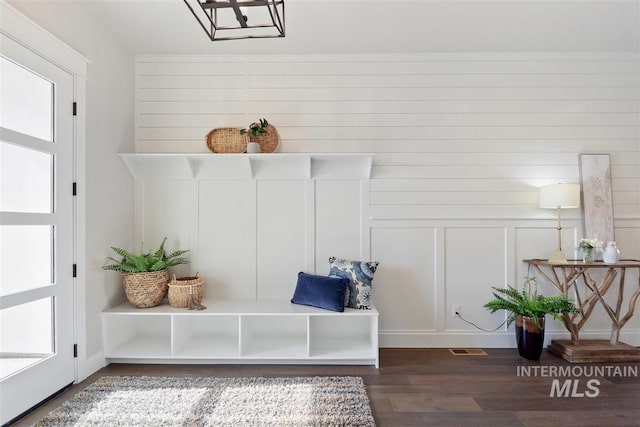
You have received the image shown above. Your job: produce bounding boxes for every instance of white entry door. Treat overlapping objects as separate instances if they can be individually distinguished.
[0,33,75,425]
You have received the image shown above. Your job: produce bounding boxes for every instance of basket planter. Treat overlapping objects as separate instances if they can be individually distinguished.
[250,124,279,153]
[168,274,205,309]
[122,269,170,308]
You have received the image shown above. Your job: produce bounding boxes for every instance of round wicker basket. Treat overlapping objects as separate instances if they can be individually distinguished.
[122,269,170,308]
[251,124,280,153]
[168,274,204,308]
[206,127,247,153]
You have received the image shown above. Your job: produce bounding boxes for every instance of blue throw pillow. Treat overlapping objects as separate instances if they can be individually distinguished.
[328,257,379,309]
[291,272,349,312]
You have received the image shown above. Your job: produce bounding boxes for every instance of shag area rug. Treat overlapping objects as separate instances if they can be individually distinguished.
[34,375,376,427]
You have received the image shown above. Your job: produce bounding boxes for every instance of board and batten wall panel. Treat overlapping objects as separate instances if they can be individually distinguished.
[198,180,255,300]
[371,227,437,342]
[256,180,307,300]
[136,53,640,347]
[315,180,362,272]
[140,180,194,279]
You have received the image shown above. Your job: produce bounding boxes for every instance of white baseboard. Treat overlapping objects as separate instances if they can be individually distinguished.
[379,329,640,348]
[76,352,107,383]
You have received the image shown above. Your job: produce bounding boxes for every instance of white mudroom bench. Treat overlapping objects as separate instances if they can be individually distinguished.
[102,299,379,367]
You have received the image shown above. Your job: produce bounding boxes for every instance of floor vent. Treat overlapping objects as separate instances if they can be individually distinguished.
[448,348,487,356]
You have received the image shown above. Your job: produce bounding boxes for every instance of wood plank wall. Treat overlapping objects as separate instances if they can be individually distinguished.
[135,53,640,347]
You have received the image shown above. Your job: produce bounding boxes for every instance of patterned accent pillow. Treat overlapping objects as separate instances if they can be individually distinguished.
[328,257,379,309]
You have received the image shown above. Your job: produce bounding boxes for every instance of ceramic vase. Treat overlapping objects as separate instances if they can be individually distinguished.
[246,142,261,153]
[602,242,620,264]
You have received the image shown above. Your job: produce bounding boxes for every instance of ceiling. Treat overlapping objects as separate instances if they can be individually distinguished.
[15,0,640,55]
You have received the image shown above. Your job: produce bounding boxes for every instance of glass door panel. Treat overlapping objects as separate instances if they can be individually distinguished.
[0,142,53,213]
[0,225,53,296]
[0,297,53,379]
[0,56,53,142]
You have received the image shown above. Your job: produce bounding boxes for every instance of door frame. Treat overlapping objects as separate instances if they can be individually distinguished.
[0,0,89,382]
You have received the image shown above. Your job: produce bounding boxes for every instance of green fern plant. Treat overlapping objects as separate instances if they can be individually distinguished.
[483,277,580,329]
[240,118,269,137]
[102,237,189,273]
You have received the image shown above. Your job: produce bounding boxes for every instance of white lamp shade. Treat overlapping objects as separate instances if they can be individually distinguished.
[539,183,581,209]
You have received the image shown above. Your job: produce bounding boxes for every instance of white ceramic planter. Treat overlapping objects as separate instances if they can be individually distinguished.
[246,142,261,153]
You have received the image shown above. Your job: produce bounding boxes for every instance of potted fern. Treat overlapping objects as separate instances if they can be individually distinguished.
[484,277,580,360]
[103,237,189,308]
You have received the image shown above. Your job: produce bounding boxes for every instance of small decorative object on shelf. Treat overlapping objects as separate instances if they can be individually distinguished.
[240,118,279,153]
[168,273,206,310]
[578,235,603,264]
[240,118,269,139]
[206,127,247,153]
[102,237,190,308]
[246,142,261,153]
[602,241,620,264]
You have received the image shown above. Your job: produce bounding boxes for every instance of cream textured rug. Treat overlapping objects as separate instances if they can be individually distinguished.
[34,375,376,426]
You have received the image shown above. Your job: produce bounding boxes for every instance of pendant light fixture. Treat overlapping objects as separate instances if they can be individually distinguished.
[184,0,285,41]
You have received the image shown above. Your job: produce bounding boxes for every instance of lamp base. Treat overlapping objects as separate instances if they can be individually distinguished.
[548,249,568,264]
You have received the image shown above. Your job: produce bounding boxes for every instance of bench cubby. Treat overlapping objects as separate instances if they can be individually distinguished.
[103,299,379,367]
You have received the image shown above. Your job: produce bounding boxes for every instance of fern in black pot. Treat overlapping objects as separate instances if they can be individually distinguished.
[484,277,580,360]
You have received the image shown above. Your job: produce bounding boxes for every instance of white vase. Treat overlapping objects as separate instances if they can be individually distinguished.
[246,142,261,153]
[602,241,620,264]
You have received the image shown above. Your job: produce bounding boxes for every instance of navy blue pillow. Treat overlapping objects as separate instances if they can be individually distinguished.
[291,272,349,312]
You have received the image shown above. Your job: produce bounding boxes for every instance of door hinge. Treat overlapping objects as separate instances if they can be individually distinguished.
[72,264,77,278]
[73,344,78,358]
[72,182,77,196]
[72,102,77,116]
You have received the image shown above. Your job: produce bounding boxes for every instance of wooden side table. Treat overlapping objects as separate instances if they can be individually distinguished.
[523,259,640,363]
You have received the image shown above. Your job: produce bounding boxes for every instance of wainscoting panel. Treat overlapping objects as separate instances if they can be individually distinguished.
[198,180,254,300]
[444,227,507,331]
[315,180,362,274]
[256,180,307,300]
[141,180,193,260]
[371,227,437,333]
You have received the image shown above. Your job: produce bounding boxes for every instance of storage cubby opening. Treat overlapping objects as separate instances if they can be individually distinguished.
[172,315,239,358]
[309,315,375,358]
[240,315,307,358]
[103,315,171,357]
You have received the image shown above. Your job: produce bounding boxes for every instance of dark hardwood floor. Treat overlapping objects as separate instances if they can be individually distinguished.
[10,348,640,426]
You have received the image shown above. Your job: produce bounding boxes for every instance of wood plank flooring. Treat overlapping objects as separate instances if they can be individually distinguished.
[10,348,640,426]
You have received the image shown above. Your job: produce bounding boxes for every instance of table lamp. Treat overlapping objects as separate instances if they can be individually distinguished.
[539,183,581,264]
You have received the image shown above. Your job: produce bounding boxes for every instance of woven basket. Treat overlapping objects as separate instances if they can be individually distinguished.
[251,124,280,153]
[122,269,170,308]
[206,127,247,153]
[168,273,204,308]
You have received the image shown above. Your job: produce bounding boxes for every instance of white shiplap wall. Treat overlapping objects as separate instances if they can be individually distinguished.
[136,53,640,347]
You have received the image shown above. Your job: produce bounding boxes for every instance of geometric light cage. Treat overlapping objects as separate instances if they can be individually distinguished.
[183,0,285,41]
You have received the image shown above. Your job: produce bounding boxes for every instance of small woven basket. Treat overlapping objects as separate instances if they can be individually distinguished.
[206,127,247,153]
[122,269,170,308]
[168,273,204,308]
[251,124,280,153]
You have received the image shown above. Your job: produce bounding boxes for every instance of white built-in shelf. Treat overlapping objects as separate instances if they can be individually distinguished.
[119,153,374,180]
[102,299,379,367]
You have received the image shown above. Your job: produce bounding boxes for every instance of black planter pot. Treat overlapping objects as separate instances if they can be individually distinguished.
[515,315,545,360]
